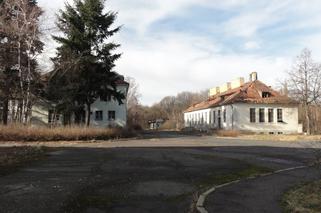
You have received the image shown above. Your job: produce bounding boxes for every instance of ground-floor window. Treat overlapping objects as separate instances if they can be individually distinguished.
[250,108,256,123]
[268,108,274,122]
[108,111,116,121]
[277,109,283,122]
[259,108,265,122]
[95,110,103,121]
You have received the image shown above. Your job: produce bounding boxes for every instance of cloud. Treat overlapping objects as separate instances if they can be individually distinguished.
[116,32,291,104]
[36,0,321,105]
[244,41,261,50]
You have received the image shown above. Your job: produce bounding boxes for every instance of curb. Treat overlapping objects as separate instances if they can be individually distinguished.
[196,165,308,213]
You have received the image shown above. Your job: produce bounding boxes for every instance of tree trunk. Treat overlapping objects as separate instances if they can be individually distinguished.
[2,99,8,125]
[305,104,311,135]
[86,103,91,127]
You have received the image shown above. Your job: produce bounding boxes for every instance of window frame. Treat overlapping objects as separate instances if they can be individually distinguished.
[259,108,265,123]
[277,109,283,122]
[250,108,256,123]
[108,110,116,121]
[268,108,274,123]
[95,110,103,121]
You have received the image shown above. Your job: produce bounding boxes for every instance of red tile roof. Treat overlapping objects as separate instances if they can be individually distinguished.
[184,80,298,113]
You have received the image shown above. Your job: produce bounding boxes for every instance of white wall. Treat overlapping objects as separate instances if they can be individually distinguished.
[89,85,128,127]
[232,103,300,134]
[184,103,300,134]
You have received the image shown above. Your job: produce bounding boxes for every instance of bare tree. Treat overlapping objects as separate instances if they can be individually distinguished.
[0,0,43,124]
[125,77,142,127]
[287,48,321,134]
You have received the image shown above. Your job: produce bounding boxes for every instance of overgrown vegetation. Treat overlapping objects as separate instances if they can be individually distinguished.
[0,146,46,175]
[282,180,321,213]
[0,125,136,141]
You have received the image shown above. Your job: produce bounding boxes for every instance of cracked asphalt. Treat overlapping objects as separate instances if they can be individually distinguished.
[0,133,320,213]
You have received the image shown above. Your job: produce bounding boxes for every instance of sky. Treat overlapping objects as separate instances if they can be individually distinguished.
[37,0,321,105]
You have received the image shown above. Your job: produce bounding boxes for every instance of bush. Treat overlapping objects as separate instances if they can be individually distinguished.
[0,125,136,142]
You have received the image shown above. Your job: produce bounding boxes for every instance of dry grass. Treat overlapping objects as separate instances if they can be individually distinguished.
[283,180,321,213]
[239,134,321,142]
[215,130,241,137]
[0,125,136,142]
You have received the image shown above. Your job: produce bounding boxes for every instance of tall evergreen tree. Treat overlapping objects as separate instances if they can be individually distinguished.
[50,0,125,126]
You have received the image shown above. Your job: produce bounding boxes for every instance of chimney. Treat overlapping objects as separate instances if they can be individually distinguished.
[216,87,220,94]
[220,82,231,93]
[231,77,245,89]
[209,86,221,96]
[249,72,258,81]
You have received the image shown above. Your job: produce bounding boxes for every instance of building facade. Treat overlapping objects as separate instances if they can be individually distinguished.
[184,72,302,134]
[29,78,129,128]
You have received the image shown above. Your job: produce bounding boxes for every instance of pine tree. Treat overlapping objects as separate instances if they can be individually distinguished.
[51,0,125,126]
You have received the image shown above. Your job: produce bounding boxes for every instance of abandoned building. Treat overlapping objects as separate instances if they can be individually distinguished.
[184,72,302,134]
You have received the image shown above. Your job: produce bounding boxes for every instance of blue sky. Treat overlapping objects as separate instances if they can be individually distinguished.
[38,0,321,105]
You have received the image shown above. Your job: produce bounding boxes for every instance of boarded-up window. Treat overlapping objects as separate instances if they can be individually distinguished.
[277,109,283,122]
[250,108,256,123]
[259,108,265,122]
[268,109,274,123]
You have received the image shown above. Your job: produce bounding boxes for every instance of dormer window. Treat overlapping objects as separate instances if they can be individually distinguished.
[262,92,272,98]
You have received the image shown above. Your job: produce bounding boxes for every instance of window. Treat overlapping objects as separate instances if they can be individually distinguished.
[262,92,272,98]
[108,111,116,121]
[48,110,60,124]
[259,108,265,122]
[277,109,283,122]
[223,109,226,122]
[95,111,103,121]
[209,112,212,124]
[250,108,256,123]
[268,109,274,123]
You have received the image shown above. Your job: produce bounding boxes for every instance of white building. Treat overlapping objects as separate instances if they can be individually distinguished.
[30,77,129,128]
[184,72,302,134]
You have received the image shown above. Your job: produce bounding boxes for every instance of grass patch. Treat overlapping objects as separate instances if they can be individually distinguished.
[282,180,321,213]
[0,146,47,175]
[0,125,136,142]
[196,165,272,190]
[190,153,273,189]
